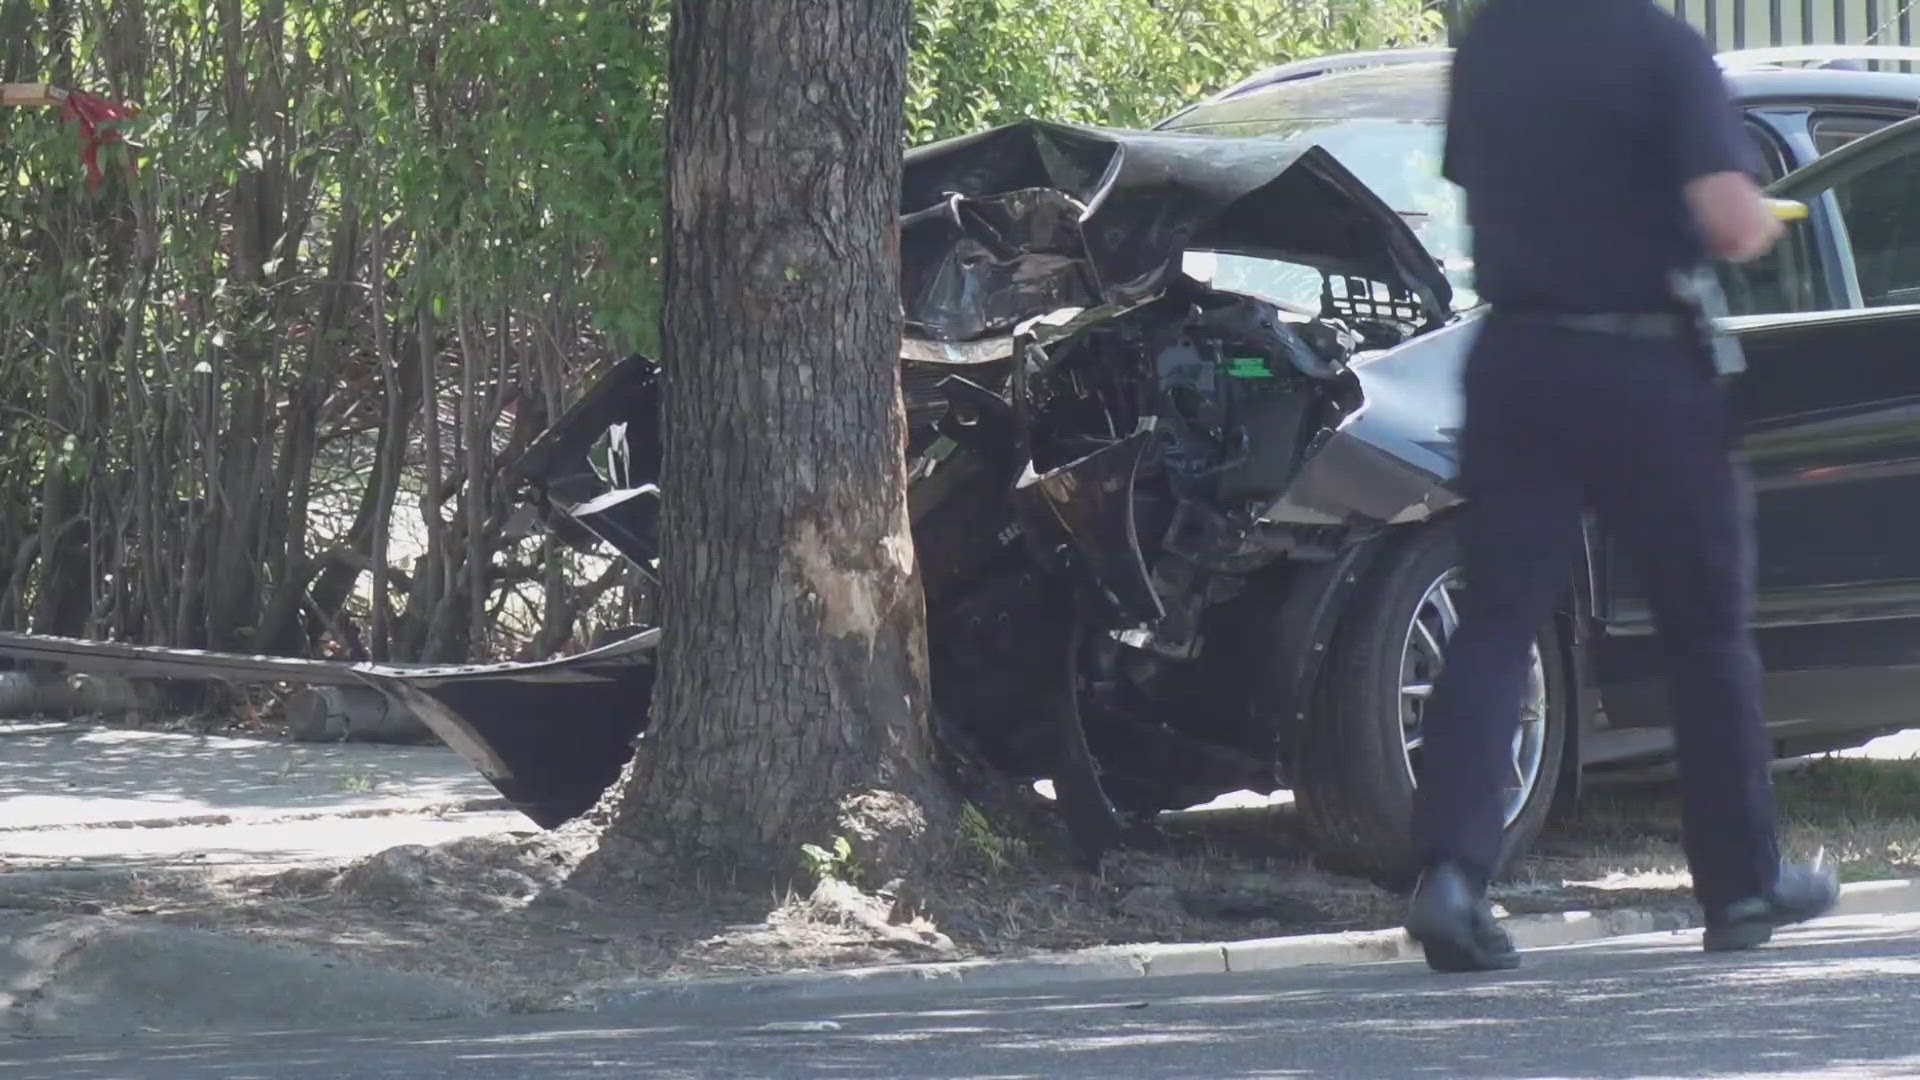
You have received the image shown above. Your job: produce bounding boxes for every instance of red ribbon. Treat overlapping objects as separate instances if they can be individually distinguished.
[59,90,136,190]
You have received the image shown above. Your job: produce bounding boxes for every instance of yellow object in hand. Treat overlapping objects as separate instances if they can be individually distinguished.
[1766,198,1808,221]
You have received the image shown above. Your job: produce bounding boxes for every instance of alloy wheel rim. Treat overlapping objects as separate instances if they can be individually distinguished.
[1398,568,1549,828]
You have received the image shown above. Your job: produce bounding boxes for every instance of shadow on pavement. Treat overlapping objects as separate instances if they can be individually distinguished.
[5,917,1917,1079]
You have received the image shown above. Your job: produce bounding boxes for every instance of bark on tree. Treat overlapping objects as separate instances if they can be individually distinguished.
[594,0,951,884]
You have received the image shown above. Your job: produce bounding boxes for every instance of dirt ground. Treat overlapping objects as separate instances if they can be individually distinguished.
[7,755,1915,1011]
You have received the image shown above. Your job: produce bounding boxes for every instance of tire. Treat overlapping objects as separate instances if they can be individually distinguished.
[1293,519,1571,890]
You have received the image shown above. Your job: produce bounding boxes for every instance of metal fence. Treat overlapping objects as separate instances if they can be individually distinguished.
[1657,0,1915,55]
[1444,1,1916,58]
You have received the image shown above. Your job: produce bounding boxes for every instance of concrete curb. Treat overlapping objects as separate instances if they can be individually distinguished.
[585,877,1920,1012]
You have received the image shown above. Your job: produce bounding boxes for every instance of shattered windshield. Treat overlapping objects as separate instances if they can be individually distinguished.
[1174,117,1476,311]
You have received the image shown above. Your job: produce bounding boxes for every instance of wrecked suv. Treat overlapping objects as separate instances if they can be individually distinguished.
[516,47,1920,885]
[893,120,1468,875]
[520,118,1495,883]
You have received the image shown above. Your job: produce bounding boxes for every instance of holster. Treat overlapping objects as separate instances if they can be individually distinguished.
[1668,266,1746,380]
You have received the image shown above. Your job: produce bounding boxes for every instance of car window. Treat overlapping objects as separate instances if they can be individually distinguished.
[1689,125,1802,316]
[1719,223,1819,315]
[1745,120,1789,184]
[1163,116,1477,307]
[1830,148,1920,308]
[1175,114,1792,312]
[1809,113,1900,158]
[1182,251,1323,312]
[1180,251,1427,347]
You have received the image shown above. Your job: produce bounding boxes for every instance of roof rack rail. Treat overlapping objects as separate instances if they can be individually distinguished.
[1210,48,1454,102]
[1156,47,1453,128]
[1717,45,1920,69]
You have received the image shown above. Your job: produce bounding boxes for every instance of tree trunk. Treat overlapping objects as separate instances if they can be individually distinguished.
[257,201,360,656]
[595,0,948,886]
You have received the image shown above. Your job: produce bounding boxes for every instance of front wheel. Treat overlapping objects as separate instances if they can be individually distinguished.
[1293,521,1571,889]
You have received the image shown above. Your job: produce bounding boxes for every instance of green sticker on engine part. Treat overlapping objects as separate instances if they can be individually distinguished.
[1226,356,1274,379]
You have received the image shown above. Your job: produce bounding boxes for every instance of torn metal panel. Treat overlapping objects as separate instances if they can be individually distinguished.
[0,629,660,829]
[898,336,1014,365]
[1013,425,1163,628]
[899,120,1452,345]
[366,651,655,828]
[513,352,663,566]
[0,631,378,686]
[1255,320,1473,528]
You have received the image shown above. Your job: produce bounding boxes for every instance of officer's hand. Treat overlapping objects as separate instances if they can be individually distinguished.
[1686,171,1782,263]
[1742,211,1785,263]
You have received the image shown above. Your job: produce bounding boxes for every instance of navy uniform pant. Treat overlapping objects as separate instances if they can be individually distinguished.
[1412,314,1780,911]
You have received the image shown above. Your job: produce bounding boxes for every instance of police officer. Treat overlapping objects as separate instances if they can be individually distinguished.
[1404,0,1839,973]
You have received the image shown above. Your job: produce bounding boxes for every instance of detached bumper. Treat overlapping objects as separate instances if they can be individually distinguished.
[0,629,660,828]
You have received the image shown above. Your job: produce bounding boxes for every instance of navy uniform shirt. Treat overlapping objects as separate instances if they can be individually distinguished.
[1442,0,1762,314]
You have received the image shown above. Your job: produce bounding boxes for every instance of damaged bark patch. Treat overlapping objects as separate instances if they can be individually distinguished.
[880,530,916,578]
[790,515,912,644]
[834,788,932,886]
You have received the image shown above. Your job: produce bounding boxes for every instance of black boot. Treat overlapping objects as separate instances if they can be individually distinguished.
[1702,858,1841,953]
[1405,861,1520,973]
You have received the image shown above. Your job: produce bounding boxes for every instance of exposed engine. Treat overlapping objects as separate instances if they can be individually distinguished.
[1032,283,1353,498]
[910,278,1377,826]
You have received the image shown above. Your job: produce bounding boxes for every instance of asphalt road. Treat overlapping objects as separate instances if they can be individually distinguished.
[7,912,1919,1079]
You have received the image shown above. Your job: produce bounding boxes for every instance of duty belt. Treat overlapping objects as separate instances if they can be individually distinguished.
[1497,310,1690,340]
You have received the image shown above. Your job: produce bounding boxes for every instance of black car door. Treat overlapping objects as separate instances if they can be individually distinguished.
[1594,115,1920,760]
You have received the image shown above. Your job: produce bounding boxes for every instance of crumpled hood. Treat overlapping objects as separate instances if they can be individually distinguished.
[899,119,1453,346]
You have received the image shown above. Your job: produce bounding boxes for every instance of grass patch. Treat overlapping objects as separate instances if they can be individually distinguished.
[332,769,379,794]
[1522,756,1920,891]
[1779,757,1920,822]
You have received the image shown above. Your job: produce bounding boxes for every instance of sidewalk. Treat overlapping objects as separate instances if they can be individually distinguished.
[6,716,1918,1039]
[0,720,529,873]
